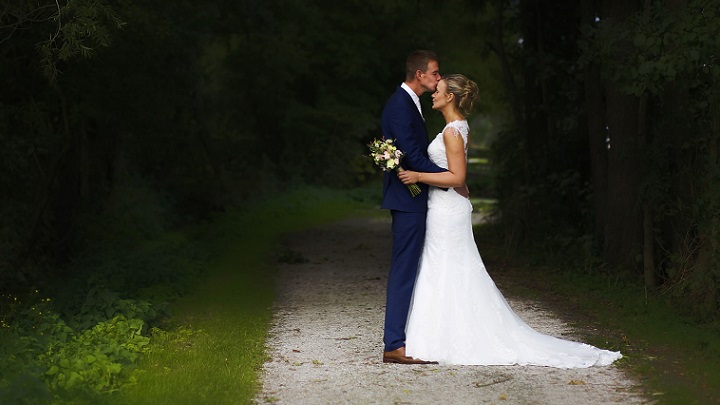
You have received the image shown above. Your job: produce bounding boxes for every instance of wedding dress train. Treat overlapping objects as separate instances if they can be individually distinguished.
[405,120,622,368]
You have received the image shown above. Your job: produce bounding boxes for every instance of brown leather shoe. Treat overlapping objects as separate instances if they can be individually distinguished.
[383,346,437,364]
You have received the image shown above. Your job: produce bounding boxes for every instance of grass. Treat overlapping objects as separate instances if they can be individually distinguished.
[109,183,719,404]
[110,186,378,404]
[473,224,720,405]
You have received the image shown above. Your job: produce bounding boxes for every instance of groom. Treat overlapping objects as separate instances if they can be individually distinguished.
[380,50,447,364]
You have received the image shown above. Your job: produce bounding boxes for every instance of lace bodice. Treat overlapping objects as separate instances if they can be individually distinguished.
[428,120,469,169]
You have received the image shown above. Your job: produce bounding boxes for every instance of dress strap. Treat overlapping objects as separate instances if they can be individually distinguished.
[444,120,469,150]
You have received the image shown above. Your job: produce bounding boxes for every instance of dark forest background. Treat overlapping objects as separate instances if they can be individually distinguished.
[3,0,719,319]
[1,0,719,397]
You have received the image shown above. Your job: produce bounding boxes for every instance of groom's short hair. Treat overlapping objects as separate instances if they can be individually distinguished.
[405,50,438,81]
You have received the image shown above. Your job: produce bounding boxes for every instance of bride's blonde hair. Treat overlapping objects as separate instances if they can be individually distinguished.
[443,74,479,117]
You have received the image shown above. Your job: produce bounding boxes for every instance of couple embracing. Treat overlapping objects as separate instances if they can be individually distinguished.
[379,50,622,367]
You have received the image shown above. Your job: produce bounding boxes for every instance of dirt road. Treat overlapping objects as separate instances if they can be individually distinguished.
[255,216,649,404]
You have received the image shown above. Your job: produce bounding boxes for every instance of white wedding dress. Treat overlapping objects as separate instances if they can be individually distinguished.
[405,120,622,367]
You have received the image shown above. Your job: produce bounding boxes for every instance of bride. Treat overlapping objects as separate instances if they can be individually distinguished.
[397,74,622,367]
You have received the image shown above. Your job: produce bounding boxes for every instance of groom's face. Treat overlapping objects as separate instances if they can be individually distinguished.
[419,60,441,93]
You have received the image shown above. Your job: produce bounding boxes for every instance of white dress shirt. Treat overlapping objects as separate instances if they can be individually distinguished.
[401,82,424,120]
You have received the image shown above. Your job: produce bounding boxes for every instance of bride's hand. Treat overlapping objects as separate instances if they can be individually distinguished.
[397,169,419,185]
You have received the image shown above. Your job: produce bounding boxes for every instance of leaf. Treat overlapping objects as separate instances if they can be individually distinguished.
[665,67,676,79]
[633,33,646,47]
[46,365,59,376]
[67,371,82,388]
[568,379,586,385]
[638,62,652,75]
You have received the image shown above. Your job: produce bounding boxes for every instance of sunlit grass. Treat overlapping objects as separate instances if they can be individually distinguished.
[111,186,378,404]
[468,157,490,165]
[470,197,497,209]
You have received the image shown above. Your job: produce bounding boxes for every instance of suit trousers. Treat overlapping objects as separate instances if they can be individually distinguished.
[383,210,427,352]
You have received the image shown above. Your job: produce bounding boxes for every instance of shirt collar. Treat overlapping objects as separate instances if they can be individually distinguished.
[400,82,423,119]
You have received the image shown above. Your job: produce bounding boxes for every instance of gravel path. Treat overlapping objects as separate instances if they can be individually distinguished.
[255,216,649,404]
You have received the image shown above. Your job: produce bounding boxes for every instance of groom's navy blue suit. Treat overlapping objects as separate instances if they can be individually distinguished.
[381,86,447,352]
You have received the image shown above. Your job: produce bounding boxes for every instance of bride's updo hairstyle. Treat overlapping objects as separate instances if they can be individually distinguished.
[443,74,479,118]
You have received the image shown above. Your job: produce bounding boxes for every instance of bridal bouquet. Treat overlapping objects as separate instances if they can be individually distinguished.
[367,138,421,197]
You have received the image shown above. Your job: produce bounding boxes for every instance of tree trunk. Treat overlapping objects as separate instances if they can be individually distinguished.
[642,203,656,287]
[601,0,644,270]
[603,82,643,269]
[663,0,692,281]
[520,0,548,177]
[580,0,608,244]
[491,0,524,128]
[193,92,231,197]
[638,0,659,291]
[638,91,655,288]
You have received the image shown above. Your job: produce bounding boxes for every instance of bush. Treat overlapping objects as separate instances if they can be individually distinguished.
[0,287,155,402]
[0,178,203,403]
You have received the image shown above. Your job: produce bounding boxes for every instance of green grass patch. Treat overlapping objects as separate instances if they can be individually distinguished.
[468,157,490,165]
[474,224,720,404]
[110,186,378,404]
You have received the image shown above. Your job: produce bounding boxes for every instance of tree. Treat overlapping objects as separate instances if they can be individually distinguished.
[490,0,719,319]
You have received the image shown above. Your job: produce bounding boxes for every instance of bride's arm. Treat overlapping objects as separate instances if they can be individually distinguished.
[398,128,467,188]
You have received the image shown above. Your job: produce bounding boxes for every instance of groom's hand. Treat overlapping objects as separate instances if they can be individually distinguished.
[454,184,470,198]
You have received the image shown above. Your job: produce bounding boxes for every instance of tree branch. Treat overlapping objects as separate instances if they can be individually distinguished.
[0,2,59,45]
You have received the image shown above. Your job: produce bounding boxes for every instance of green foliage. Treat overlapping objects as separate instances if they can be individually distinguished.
[581,1,720,97]
[0,1,125,81]
[487,0,594,249]
[113,186,375,404]
[42,315,149,394]
[1,0,499,290]
[489,0,720,322]
[69,288,159,331]
[64,178,203,305]
[0,178,202,402]
[661,155,720,322]
[1,183,373,403]
[0,0,710,398]
[578,1,720,321]
[0,291,151,402]
[37,0,126,81]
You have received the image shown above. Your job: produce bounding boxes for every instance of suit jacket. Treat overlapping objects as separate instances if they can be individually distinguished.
[380,86,447,212]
